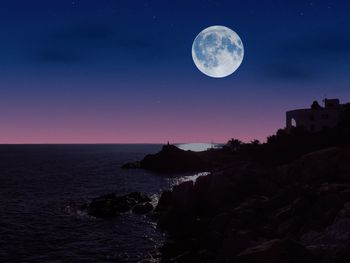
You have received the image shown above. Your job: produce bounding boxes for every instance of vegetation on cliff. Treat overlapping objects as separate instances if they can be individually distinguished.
[152,106,350,262]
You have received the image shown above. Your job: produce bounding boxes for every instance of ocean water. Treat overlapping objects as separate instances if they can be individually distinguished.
[176,143,221,152]
[0,144,197,262]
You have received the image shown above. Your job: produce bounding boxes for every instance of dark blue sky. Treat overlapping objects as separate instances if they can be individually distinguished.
[1,0,350,143]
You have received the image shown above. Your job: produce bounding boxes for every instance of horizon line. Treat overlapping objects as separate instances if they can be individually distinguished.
[0,142,227,145]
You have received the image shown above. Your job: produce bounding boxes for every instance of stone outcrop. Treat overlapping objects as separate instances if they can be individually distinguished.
[155,146,350,262]
[82,192,152,218]
[123,143,241,174]
[123,144,210,173]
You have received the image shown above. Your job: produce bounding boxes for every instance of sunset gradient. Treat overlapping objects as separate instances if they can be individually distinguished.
[1,1,350,143]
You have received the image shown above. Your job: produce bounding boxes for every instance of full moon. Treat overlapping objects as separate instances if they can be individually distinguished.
[192,26,244,78]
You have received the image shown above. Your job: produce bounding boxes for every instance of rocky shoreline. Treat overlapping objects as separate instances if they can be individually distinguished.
[87,142,350,262]
[153,145,350,262]
[81,192,154,218]
[122,144,235,173]
[86,107,350,262]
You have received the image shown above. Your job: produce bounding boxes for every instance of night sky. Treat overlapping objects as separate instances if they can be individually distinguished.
[1,0,350,143]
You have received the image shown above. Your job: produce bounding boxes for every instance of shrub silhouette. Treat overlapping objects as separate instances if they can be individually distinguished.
[223,106,350,165]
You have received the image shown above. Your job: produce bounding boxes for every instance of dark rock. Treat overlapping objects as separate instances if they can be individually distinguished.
[127,192,151,203]
[141,144,209,173]
[156,181,196,232]
[84,192,151,218]
[301,201,350,261]
[86,193,120,218]
[193,172,238,216]
[208,212,231,234]
[215,230,256,263]
[132,202,153,214]
[155,146,350,262]
[155,190,172,212]
[121,161,141,169]
[236,239,314,263]
[122,144,213,173]
[278,146,350,186]
[171,181,195,211]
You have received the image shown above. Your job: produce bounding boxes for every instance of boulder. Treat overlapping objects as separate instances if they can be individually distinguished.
[127,192,152,203]
[214,230,256,263]
[171,181,195,211]
[301,201,350,261]
[86,193,121,218]
[132,202,154,214]
[236,239,314,263]
[84,192,151,218]
[155,190,172,212]
[156,181,196,232]
[121,161,141,169]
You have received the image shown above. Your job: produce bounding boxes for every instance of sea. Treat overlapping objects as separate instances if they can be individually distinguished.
[0,144,210,263]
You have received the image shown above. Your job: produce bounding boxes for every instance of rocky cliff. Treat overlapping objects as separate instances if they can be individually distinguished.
[155,145,350,262]
[122,144,233,173]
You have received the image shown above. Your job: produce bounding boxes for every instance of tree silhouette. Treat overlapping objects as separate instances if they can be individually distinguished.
[225,138,243,152]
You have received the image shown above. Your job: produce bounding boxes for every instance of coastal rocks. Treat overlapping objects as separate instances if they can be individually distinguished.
[121,161,141,169]
[155,145,350,262]
[123,144,210,173]
[132,202,154,214]
[300,201,350,262]
[235,239,314,263]
[170,181,196,212]
[156,181,196,232]
[83,192,152,218]
[154,190,172,212]
[278,146,350,185]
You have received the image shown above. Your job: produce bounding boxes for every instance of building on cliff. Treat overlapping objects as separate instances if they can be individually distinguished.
[286,98,346,132]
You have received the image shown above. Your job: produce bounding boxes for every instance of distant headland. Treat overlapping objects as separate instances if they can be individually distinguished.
[91,98,350,262]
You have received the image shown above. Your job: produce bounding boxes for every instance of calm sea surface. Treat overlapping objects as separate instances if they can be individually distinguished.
[0,144,198,262]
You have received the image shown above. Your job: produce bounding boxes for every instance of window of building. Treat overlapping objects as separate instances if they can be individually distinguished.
[291,118,297,127]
